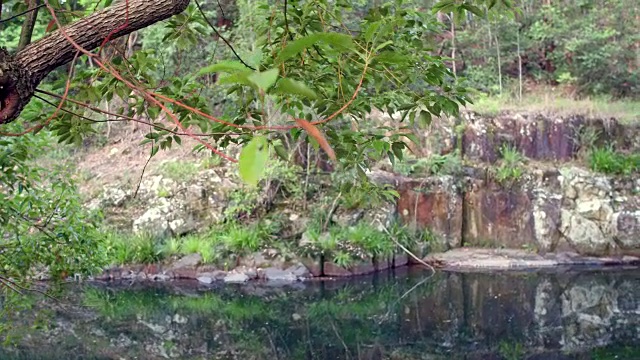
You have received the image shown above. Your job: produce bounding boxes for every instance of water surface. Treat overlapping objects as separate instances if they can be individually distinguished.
[1,267,639,359]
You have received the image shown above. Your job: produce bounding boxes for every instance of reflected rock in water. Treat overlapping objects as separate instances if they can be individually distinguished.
[0,268,638,359]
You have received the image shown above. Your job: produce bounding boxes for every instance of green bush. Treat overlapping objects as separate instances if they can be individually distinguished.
[495,145,525,183]
[589,147,640,175]
[105,231,162,265]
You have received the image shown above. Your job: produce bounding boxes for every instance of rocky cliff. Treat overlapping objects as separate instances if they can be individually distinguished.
[88,110,640,279]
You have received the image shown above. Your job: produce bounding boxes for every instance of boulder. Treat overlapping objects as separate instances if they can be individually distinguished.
[261,267,298,282]
[611,211,640,252]
[170,253,202,270]
[196,276,213,284]
[560,210,612,255]
[223,272,250,283]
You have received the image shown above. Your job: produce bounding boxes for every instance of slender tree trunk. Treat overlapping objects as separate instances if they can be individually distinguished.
[0,0,190,124]
[0,0,4,32]
[495,34,502,95]
[451,12,456,77]
[517,28,523,102]
[17,0,40,51]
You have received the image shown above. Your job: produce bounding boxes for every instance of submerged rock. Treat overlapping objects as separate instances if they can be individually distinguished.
[196,276,214,284]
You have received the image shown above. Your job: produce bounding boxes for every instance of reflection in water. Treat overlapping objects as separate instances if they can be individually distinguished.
[0,267,639,359]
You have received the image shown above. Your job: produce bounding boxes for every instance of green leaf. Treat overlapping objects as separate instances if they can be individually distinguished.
[248,68,280,92]
[274,78,318,99]
[273,143,289,161]
[462,3,485,17]
[375,40,394,52]
[239,136,269,186]
[418,111,432,127]
[364,22,382,43]
[432,0,455,13]
[275,32,354,63]
[217,71,253,86]
[373,51,409,65]
[392,142,404,161]
[197,61,248,76]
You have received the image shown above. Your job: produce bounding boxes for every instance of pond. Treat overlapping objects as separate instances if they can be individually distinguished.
[1,267,639,359]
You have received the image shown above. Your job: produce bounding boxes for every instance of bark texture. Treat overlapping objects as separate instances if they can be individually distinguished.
[0,0,190,124]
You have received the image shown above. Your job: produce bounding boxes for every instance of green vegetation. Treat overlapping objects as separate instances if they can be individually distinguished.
[104,220,280,266]
[470,93,640,123]
[592,345,640,360]
[104,231,162,265]
[498,341,526,360]
[200,154,223,169]
[0,0,636,286]
[394,151,464,177]
[495,144,525,184]
[157,161,200,182]
[0,127,106,281]
[455,0,638,99]
[588,146,640,175]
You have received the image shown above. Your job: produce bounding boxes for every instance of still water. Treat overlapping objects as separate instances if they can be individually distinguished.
[1,267,639,359]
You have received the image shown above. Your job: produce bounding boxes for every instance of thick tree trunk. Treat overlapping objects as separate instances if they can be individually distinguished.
[0,0,190,124]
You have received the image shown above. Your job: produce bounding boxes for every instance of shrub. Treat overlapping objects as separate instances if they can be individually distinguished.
[589,146,640,175]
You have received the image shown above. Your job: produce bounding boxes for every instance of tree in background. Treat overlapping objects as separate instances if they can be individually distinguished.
[448,0,639,98]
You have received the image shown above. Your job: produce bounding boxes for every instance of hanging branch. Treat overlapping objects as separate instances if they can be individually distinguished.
[284,0,294,41]
[0,3,45,24]
[194,0,255,70]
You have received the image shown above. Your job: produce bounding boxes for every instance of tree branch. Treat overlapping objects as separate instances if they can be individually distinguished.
[0,0,190,124]
[17,0,40,51]
[0,1,4,34]
[194,0,255,70]
[0,3,45,25]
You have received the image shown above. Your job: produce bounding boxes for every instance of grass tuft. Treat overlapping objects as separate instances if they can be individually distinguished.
[588,146,640,175]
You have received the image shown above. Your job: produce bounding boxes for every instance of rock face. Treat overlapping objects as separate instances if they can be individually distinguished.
[92,164,239,239]
[420,111,640,163]
[88,111,640,276]
[396,176,463,251]
[397,165,640,257]
[394,111,640,257]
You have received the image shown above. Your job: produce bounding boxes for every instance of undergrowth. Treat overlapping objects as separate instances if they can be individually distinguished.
[588,146,640,175]
[393,151,463,177]
[494,145,525,184]
[105,231,162,265]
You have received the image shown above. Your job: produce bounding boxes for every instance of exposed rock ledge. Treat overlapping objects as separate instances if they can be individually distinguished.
[425,248,640,270]
[92,248,640,283]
